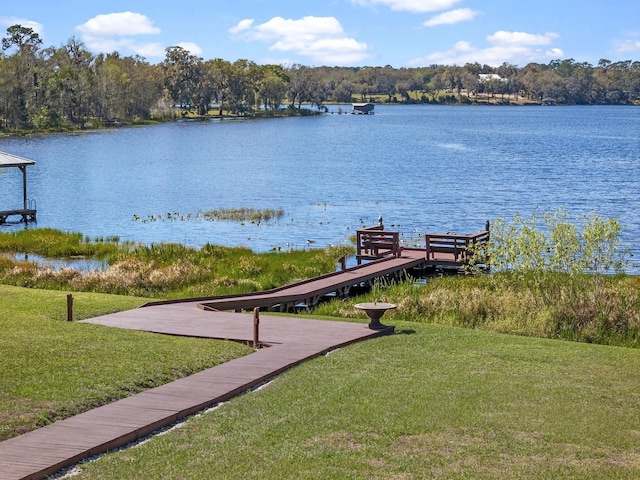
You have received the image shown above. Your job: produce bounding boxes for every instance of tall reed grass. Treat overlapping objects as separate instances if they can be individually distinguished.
[0,229,354,298]
[314,273,640,348]
[0,228,121,259]
[201,207,285,222]
[132,207,285,224]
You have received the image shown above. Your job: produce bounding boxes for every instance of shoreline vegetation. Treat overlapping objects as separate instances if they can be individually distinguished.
[1,93,637,138]
[0,207,638,349]
[1,24,639,136]
[0,96,631,138]
[0,105,325,138]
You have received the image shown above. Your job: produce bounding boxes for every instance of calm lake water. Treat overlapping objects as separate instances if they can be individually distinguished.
[1,104,639,267]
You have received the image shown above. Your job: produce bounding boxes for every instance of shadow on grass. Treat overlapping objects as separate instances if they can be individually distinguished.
[395,328,416,335]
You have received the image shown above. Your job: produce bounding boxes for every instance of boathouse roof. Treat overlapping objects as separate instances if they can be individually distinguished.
[351,103,375,113]
[352,102,374,107]
[0,151,36,167]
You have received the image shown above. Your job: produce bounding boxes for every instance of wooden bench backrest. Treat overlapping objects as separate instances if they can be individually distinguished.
[356,226,401,258]
[425,230,489,261]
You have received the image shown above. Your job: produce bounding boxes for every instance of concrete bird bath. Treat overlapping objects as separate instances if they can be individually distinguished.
[354,302,396,331]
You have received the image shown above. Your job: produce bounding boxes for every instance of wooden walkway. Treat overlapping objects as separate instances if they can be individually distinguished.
[0,307,391,480]
[0,225,490,479]
[144,248,431,313]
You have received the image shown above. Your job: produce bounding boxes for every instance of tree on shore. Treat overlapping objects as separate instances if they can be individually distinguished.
[1,25,43,129]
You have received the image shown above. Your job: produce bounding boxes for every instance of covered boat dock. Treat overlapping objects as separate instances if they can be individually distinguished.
[0,151,37,224]
[351,103,375,114]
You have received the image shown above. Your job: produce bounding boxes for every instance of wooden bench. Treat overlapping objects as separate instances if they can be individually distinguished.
[424,229,489,265]
[356,224,401,263]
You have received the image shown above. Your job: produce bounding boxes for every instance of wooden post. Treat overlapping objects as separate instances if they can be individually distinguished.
[67,294,73,321]
[20,166,27,210]
[485,220,490,232]
[339,256,347,271]
[253,307,260,349]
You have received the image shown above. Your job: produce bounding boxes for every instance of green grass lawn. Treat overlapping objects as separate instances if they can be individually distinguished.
[70,322,640,480]
[0,285,252,440]
[3,282,640,479]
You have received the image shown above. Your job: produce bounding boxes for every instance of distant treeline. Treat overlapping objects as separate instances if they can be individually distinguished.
[2,24,639,132]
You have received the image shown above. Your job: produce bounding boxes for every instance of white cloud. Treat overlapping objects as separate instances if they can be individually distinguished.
[230,16,370,65]
[75,12,201,59]
[423,8,479,27]
[288,37,369,65]
[76,12,160,37]
[0,17,44,36]
[177,42,203,56]
[76,12,162,57]
[616,38,640,53]
[250,16,345,42]
[487,31,559,46]
[409,30,563,67]
[131,42,166,58]
[351,0,462,13]
[229,19,254,35]
[547,48,564,57]
[80,34,166,58]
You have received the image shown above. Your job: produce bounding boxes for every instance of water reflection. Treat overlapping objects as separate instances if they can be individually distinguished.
[6,253,108,271]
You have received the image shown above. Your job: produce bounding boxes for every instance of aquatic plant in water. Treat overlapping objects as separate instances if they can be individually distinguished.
[133,208,285,224]
[201,207,285,223]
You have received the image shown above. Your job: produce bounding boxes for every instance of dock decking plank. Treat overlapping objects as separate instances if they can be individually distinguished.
[143,249,432,312]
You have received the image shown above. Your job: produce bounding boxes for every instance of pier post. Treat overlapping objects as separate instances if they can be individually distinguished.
[67,294,73,321]
[20,166,28,210]
[253,307,260,349]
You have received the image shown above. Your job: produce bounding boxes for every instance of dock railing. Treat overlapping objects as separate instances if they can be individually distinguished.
[425,224,490,266]
[356,224,401,263]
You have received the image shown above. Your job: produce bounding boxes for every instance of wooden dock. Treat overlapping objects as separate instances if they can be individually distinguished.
[0,310,391,480]
[191,248,428,313]
[142,222,489,314]
[0,208,37,225]
[0,152,37,225]
[0,222,490,479]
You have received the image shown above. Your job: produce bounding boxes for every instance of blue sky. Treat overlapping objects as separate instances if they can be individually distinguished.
[2,1,639,67]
